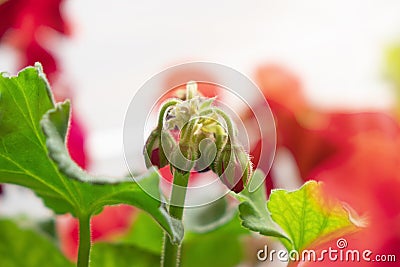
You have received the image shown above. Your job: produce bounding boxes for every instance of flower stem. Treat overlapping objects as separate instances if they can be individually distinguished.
[214,108,237,142]
[157,99,182,129]
[162,170,190,267]
[77,214,91,267]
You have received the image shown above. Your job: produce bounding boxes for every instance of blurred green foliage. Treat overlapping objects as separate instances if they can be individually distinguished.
[116,201,249,267]
[0,219,73,267]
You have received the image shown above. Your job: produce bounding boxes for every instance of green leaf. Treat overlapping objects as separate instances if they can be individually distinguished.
[268,180,358,251]
[41,100,130,185]
[41,101,183,243]
[90,243,159,267]
[0,219,73,267]
[237,170,289,241]
[0,64,182,243]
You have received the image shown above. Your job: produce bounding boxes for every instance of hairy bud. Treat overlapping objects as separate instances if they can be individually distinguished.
[144,128,176,169]
[214,143,253,193]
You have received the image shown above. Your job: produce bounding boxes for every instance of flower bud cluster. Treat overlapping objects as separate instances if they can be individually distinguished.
[144,81,253,192]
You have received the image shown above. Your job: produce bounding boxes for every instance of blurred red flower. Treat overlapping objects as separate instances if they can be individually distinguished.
[252,64,400,266]
[0,0,70,80]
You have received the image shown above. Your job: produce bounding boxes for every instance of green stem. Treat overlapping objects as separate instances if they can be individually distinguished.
[77,214,91,267]
[214,108,237,142]
[162,170,190,267]
[157,99,182,129]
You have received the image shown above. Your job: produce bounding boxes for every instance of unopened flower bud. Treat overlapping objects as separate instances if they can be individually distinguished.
[214,143,253,193]
[144,128,176,169]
